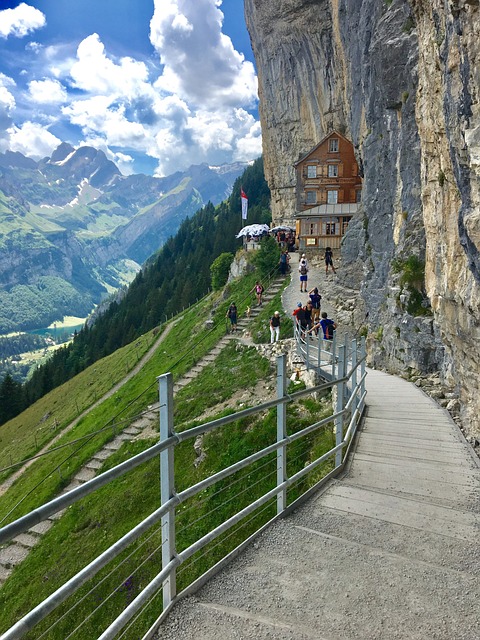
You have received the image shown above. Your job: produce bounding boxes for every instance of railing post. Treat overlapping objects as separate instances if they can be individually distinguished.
[276,354,287,514]
[360,336,367,407]
[159,372,176,609]
[350,338,358,420]
[305,330,310,370]
[335,345,346,468]
[317,329,321,369]
[331,331,337,378]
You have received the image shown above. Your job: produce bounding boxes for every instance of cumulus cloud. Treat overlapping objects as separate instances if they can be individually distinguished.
[150,0,257,108]
[0,2,261,173]
[70,34,149,99]
[28,78,67,104]
[0,3,46,39]
[8,120,61,158]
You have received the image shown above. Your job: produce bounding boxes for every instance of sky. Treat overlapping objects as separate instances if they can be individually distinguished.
[0,0,261,176]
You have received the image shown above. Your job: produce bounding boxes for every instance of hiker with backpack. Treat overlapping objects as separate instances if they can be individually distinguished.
[309,311,337,340]
[319,311,336,340]
[308,287,322,324]
[298,254,309,292]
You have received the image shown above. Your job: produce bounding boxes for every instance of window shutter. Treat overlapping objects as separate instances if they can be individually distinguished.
[338,163,344,177]
[338,189,344,202]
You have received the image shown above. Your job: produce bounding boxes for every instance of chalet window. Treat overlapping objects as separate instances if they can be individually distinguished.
[327,190,338,204]
[306,190,317,204]
[307,165,317,178]
[342,218,350,235]
[309,222,317,235]
[329,138,339,152]
[328,164,338,177]
[325,222,336,235]
[356,189,362,203]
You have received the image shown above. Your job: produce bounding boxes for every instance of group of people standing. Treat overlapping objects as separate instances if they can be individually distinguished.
[292,288,336,340]
[228,249,337,345]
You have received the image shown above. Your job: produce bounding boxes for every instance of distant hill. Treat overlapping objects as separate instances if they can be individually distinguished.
[0,144,248,333]
[8,157,270,415]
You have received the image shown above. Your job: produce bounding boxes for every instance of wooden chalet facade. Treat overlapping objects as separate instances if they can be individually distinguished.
[294,131,362,251]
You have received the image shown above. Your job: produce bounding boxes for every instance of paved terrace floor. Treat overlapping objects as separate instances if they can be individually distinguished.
[155,259,480,639]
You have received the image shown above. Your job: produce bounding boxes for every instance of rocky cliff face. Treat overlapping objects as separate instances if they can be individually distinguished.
[245,0,480,437]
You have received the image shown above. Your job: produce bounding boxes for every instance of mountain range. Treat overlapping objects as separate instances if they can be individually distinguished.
[0,143,247,334]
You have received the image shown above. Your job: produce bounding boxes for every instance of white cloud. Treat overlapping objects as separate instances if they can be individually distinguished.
[150,0,257,108]
[28,78,67,104]
[0,2,261,174]
[0,3,46,39]
[70,34,150,100]
[8,121,61,158]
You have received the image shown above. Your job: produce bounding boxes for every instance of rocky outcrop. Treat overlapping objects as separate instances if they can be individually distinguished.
[245,0,480,437]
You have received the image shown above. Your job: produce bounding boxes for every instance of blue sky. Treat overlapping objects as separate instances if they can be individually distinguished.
[0,0,260,175]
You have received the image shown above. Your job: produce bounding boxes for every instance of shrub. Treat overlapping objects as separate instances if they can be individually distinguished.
[210,253,234,290]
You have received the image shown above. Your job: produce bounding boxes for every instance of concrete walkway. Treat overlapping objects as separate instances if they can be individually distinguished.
[155,369,480,637]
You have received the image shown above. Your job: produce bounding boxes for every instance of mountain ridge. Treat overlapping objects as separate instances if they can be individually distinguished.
[0,144,248,334]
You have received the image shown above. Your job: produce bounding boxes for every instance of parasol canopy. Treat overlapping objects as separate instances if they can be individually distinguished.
[236,223,270,238]
[270,225,295,233]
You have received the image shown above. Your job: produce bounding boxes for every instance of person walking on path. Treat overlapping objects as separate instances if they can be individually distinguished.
[252,281,264,306]
[308,287,322,324]
[279,250,288,276]
[324,247,336,274]
[293,302,308,337]
[269,311,281,343]
[226,301,238,333]
[299,253,309,292]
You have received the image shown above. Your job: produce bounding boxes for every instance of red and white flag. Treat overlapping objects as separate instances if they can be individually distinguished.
[241,188,248,220]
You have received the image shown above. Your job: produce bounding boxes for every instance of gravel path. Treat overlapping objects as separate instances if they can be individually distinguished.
[281,251,359,344]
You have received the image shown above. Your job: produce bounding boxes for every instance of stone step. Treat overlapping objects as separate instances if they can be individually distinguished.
[86,459,103,470]
[62,479,82,493]
[74,468,96,483]
[93,449,113,460]
[0,543,30,567]
[116,432,135,442]
[48,509,65,520]
[14,533,39,549]
[123,426,141,435]
[29,521,53,536]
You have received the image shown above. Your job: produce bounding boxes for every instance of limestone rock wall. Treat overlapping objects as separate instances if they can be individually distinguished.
[245,0,480,436]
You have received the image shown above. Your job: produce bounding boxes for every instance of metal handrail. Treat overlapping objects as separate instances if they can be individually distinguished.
[0,338,367,640]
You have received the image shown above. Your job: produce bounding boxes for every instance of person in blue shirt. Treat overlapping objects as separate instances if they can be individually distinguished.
[308,287,322,325]
[309,311,337,340]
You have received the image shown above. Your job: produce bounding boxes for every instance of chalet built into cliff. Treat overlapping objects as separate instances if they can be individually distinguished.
[294,131,362,252]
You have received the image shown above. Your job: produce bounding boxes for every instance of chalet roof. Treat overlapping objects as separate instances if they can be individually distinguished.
[296,203,360,217]
[294,130,353,167]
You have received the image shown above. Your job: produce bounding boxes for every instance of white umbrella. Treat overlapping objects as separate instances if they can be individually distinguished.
[236,223,270,238]
[270,225,295,233]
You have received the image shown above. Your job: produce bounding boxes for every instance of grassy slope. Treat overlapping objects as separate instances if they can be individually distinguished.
[0,269,334,638]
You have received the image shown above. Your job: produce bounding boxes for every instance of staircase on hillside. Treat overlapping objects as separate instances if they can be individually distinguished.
[0,275,287,586]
